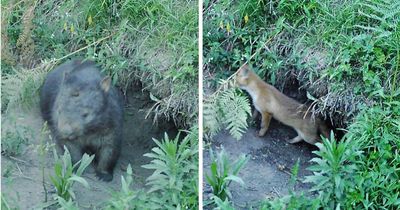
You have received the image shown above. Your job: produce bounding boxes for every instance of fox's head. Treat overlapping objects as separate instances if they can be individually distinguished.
[235,64,255,88]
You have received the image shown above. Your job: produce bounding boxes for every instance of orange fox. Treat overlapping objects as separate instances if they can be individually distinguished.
[236,64,330,145]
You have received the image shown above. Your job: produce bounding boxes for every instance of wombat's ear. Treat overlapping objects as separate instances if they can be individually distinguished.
[101,76,111,93]
[63,70,69,80]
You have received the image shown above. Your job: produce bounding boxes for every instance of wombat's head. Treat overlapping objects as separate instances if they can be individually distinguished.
[53,65,112,139]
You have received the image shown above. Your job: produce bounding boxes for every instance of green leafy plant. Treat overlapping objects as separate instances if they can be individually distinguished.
[106,128,199,209]
[258,159,322,210]
[55,196,80,210]
[341,102,400,209]
[105,165,154,209]
[142,128,199,209]
[1,130,28,157]
[49,147,94,201]
[205,148,249,204]
[304,133,362,209]
[1,193,19,210]
[260,193,321,210]
[1,119,33,157]
[212,196,236,210]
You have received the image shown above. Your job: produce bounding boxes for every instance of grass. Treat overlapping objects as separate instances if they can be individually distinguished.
[1,114,34,157]
[2,0,198,127]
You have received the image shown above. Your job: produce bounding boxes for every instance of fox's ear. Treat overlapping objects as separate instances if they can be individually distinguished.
[239,64,250,77]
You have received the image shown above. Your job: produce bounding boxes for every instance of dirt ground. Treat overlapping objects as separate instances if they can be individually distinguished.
[1,85,178,209]
[203,119,318,209]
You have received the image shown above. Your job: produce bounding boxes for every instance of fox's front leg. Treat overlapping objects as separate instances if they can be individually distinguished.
[258,111,272,137]
[252,109,259,120]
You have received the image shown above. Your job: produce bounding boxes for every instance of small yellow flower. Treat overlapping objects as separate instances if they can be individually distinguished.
[244,14,249,24]
[88,15,93,25]
[70,24,75,33]
[63,22,67,31]
[226,22,231,33]
[219,20,224,29]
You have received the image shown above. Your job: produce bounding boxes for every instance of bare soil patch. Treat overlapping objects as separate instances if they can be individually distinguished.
[203,119,317,209]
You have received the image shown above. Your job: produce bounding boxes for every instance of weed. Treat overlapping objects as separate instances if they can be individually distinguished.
[1,193,20,210]
[2,163,14,179]
[1,118,33,157]
[304,133,362,208]
[302,101,400,209]
[38,122,53,203]
[212,196,236,210]
[104,165,152,209]
[341,102,400,209]
[205,148,249,205]
[260,193,321,210]
[56,196,80,210]
[49,147,94,202]
[1,131,28,157]
[105,128,199,209]
[142,128,199,209]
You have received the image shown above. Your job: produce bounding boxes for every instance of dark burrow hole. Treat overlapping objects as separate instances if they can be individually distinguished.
[115,82,180,180]
[278,75,345,140]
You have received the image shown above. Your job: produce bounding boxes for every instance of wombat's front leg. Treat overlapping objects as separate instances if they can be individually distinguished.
[96,143,120,182]
[258,111,272,137]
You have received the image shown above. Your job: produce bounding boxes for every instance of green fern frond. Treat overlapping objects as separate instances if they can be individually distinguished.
[204,88,251,140]
[219,89,251,140]
[203,99,222,137]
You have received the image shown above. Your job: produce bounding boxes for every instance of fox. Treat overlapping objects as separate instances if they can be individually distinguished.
[235,64,330,145]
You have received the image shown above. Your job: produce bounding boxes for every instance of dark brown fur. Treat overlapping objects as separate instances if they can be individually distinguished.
[40,59,123,181]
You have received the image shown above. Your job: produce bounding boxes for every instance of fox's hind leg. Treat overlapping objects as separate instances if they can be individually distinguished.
[287,136,303,144]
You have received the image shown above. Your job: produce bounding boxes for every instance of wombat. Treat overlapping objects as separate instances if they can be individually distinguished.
[40,59,123,181]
